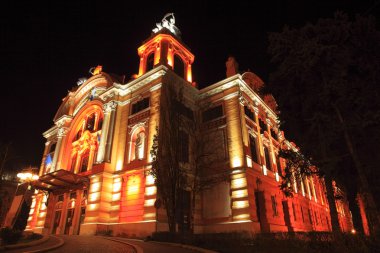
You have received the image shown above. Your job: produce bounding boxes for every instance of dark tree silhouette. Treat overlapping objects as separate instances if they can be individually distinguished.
[268,12,380,236]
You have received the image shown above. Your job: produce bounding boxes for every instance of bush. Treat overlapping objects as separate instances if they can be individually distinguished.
[0,227,23,245]
[95,229,113,237]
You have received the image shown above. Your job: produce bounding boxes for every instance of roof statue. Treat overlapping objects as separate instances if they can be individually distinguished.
[152,13,181,36]
[226,56,239,78]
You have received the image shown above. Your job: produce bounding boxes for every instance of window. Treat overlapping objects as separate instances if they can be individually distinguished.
[58,194,64,202]
[129,127,146,162]
[249,135,259,163]
[202,105,223,122]
[244,106,255,121]
[146,53,154,72]
[270,128,278,140]
[259,119,267,133]
[174,100,194,120]
[263,146,272,170]
[276,155,282,175]
[271,196,278,216]
[292,202,297,221]
[179,130,189,163]
[80,154,89,173]
[301,206,305,222]
[70,192,77,199]
[49,143,56,153]
[174,54,185,78]
[86,113,96,131]
[131,97,150,114]
[135,131,146,160]
[308,209,313,224]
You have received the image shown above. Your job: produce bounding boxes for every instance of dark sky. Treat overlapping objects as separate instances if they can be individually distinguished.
[1,0,378,171]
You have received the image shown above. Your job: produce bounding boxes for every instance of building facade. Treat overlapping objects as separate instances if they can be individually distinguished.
[24,15,349,237]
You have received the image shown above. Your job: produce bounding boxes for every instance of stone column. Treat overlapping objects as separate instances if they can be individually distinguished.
[96,101,117,163]
[51,127,67,172]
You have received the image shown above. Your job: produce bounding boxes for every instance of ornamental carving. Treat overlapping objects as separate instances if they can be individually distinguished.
[103,101,117,113]
[57,127,68,137]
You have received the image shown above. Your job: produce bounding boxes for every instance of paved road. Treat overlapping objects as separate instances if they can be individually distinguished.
[5,235,200,253]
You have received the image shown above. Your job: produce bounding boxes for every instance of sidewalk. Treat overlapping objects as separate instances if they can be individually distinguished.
[0,234,64,252]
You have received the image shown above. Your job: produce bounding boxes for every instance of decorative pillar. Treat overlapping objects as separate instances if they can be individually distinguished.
[51,127,67,172]
[96,101,117,163]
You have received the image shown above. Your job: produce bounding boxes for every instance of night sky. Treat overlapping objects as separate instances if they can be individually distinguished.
[1,1,378,171]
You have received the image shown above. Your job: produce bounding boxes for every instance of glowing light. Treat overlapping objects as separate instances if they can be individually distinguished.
[145,186,157,196]
[233,214,250,220]
[91,182,101,192]
[89,192,100,202]
[231,178,247,189]
[144,199,155,207]
[232,189,248,199]
[70,200,75,208]
[187,64,192,83]
[143,213,156,219]
[88,203,99,211]
[39,212,46,218]
[112,193,121,201]
[116,160,123,171]
[275,172,280,182]
[246,156,252,168]
[351,229,356,234]
[232,157,242,168]
[113,181,122,192]
[262,165,268,176]
[232,200,249,209]
[146,174,155,185]
[31,199,36,208]
[29,208,34,215]
[127,175,141,196]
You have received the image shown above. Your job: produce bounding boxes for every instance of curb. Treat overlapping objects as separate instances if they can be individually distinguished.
[150,241,219,253]
[102,237,144,253]
[24,235,65,253]
[0,234,49,251]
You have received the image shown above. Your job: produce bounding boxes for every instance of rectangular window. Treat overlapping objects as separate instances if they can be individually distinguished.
[80,155,89,173]
[270,128,278,140]
[259,119,267,133]
[131,97,150,114]
[249,135,259,163]
[58,194,64,202]
[264,146,272,170]
[308,209,313,224]
[292,202,297,221]
[70,192,77,199]
[174,100,194,120]
[202,105,223,122]
[276,155,282,175]
[301,206,305,222]
[271,196,278,216]
[179,131,189,163]
[244,106,255,121]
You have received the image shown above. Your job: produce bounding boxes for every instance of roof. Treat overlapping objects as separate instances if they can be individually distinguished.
[32,169,89,192]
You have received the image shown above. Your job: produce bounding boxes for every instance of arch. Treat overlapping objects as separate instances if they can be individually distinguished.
[62,101,104,173]
[173,54,185,78]
[128,125,147,162]
[146,52,155,72]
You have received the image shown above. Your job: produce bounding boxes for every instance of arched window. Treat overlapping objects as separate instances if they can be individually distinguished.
[174,54,185,78]
[129,126,146,162]
[146,53,155,72]
[70,109,103,174]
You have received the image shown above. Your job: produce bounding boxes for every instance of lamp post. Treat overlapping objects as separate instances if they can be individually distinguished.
[3,167,39,229]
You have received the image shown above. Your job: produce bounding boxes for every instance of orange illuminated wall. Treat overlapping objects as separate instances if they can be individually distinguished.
[137,33,195,84]
[120,172,145,222]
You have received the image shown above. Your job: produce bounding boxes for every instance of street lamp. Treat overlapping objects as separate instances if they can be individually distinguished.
[3,167,39,228]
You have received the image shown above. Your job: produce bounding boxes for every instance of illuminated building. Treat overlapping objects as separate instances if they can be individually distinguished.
[23,14,352,236]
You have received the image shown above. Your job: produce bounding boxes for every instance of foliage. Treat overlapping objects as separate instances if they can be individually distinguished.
[278,149,321,197]
[149,82,187,233]
[268,11,380,235]
[0,227,22,245]
[152,231,378,253]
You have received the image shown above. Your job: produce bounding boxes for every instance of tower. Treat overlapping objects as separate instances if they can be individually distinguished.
[137,13,195,85]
